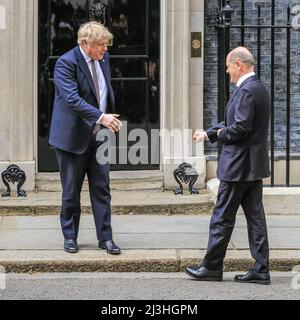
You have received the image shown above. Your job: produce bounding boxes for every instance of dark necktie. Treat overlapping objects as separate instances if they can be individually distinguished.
[91,60,101,107]
[231,85,238,96]
[224,86,238,124]
[91,60,102,134]
[228,86,238,104]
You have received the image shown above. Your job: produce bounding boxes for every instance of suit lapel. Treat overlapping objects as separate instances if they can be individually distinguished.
[75,46,99,104]
[225,75,258,123]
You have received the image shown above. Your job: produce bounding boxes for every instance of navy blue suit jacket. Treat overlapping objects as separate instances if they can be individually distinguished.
[49,46,115,154]
[206,76,271,181]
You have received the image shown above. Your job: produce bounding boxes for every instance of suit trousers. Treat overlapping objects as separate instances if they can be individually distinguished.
[55,134,112,242]
[202,180,269,272]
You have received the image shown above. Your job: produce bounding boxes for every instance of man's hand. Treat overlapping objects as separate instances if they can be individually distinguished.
[217,129,223,137]
[101,114,122,132]
[193,130,207,143]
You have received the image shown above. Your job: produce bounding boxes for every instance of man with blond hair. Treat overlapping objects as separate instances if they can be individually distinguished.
[49,21,122,255]
[185,47,271,284]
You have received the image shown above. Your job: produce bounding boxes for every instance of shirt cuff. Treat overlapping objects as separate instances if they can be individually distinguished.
[204,132,209,141]
[96,113,105,124]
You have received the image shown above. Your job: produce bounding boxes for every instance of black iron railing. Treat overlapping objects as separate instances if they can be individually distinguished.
[214,0,298,187]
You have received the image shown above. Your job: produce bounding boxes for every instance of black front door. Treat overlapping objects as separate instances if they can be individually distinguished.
[38,0,160,171]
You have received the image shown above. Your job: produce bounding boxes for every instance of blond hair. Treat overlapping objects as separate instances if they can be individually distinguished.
[77,21,113,45]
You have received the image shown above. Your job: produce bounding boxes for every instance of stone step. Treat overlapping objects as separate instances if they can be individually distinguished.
[207,178,300,215]
[0,190,214,216]
[36,171,164,192]
[0,250,298,273]
[1,215,299,273]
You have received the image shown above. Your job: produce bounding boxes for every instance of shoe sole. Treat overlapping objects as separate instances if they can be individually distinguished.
[234,279,271,285]
[100,246,121,255]
[64,248,78,254]
[185,269,223,281]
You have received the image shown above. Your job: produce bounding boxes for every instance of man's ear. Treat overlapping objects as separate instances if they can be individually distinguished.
[82,41,88,49]
[236,60,242,70]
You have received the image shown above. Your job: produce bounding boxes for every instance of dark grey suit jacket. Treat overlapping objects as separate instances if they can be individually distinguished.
[206,75,270,181]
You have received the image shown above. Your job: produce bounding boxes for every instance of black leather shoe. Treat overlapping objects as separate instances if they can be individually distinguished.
[234,269,271,285]
[64,239,78,253]
[185,265,223,281]
[99,240,121,255]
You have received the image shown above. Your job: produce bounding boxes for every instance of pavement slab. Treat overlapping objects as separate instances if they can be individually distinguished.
[0,215,299,250]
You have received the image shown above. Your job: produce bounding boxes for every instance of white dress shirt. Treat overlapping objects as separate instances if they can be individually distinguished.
[79,46,108,124]
[236,71,255,87]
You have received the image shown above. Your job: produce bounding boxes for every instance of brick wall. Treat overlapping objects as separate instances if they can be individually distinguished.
[204,0,300,156]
